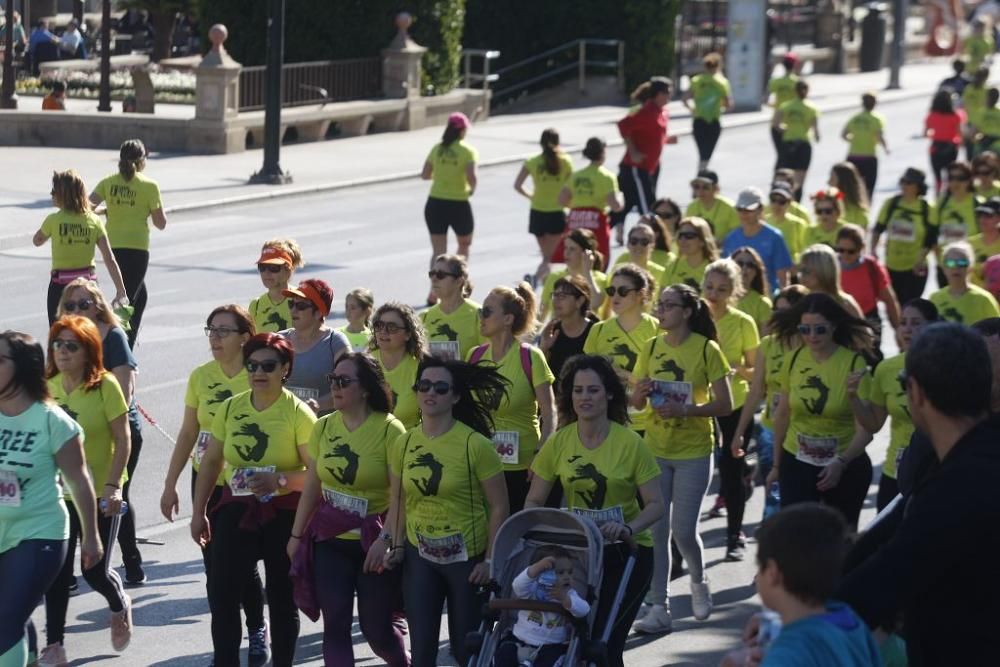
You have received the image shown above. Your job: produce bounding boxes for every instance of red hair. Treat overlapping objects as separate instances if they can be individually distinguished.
[45,315,105,391]
[242,333,295,379]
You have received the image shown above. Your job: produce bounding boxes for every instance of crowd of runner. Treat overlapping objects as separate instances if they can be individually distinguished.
[4,47,1000,667]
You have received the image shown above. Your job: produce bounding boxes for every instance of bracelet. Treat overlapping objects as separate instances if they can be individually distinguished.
[290,533,302,539]
[104,483,120,489]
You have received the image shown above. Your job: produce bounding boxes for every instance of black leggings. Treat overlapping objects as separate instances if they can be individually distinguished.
[888,268,928,308]
[45,502,127,645]
[111,248,149,349]
[611,164,657,229]
[693,118,722,163]
[47,280,66,327]
[0,539,65,658]
[930,142,958,192]
[779,451,873,529]
[717,410,753,540]
[847,156,878,200]
[595,543,653,667]
[116,419,142,565]
[504,469,530,516]
[208,503,299,667]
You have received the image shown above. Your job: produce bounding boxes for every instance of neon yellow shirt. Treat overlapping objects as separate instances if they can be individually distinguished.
[661,255,711,292]
[876,197,937,272]
[566,164,619,210]
[769,74,799,107]
[524,153,574,212]
[843,204,870,229]
[185,360,249,480]
[969,233,1000,286]
[964,35,995,71]
[759,335,791,429]
[978,107,1000,139]
[778,98,819,142]
[686,196,739,242]
[804,221,845,249]
[421,299,484,362]
[584,314,660,432]
[93,172,163,251]
[531,422,659,547]
[843,110,885,157]
[935,192,979,245]
[427,140,478,201]
[374,351,421,429]
[714,308,759,408]
[40,209,106,270]
[766,212,809,260]
[864,353,911,479]
[737,290,773,333]
[249,293,292,334]
[964,85,987,126]
[930,284,1000,324]
[690,72,731,122]
[335,326,371,353]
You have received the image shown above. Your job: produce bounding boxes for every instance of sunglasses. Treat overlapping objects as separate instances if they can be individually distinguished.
[770,196,789,205]
[289,300,315,311]
[605,286,639,297]
[204,326,239,338]
[246,360,281,373]
[373,320,406,334]
[676,231,699,241]
[62,299,94,313]
[257,264,284,274]
[815,208,836,216]
[327,374,357,388]
[943,257,971,269]
[52,339,82,352]
[413,379,452,395]
[428,270,459,280]
[628,237,652,247]
[552,290,581,300]
[797,324,830,336]
[835,246,859,255]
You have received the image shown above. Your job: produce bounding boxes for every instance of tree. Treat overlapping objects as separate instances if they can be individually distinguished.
[123,0,192,62]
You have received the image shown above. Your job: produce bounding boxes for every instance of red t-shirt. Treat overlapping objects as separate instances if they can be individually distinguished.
[925,110,965,145]
[617,100,668,173]
[841,256,889,315]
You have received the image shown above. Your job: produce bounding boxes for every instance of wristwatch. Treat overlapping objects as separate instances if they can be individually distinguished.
[380,530,392,543]
[277,473,288,489]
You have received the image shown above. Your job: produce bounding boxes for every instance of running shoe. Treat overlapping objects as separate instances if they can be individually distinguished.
[110,595,133,652]
[123,555,146,587]
[725,536,746,562]
[37,643,67,667]
[248,622,271,667]
[706,495,726,518]
[68,575,79,596]
[691,580,713,620]
[631,604,672,635]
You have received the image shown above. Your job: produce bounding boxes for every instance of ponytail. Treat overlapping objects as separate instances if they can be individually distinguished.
[667,283,718,342]
[492,283,538,337]
[441,124,462,149]
[118,138,146,181]
[540,128,561,176]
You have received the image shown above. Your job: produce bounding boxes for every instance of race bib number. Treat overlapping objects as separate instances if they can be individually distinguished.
[567,208,607,230]
[323,487,369,518]
[416,531,469,565]
[193,431,211,467]
[0,470,21,507]
[940,222,967,243]
[571,505,625,527]
[429,340,461,361]
[229,466,276,496]
[887,218,916,243]
[288,386,319,403]
[795,434,838,467]
[650,380,693,408]
[493,431,520,465]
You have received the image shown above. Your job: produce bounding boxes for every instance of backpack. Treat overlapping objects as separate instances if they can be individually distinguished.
[469,343,534,386]
[881,195,932,240]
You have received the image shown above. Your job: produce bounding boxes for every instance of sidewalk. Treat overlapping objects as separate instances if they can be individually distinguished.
[1,60,953,250]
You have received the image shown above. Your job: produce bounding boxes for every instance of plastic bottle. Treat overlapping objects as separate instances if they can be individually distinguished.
[758,609,783,653]
[763,482,781,520]
[99,499,129,515]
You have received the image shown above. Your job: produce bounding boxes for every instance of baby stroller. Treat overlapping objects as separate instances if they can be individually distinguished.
[465,507,638,667]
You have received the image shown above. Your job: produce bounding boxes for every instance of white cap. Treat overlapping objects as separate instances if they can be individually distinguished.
[736,187,764,210]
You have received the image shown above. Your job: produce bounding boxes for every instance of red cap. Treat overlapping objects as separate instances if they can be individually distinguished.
[256,247,293,267]
[282,279,333,318]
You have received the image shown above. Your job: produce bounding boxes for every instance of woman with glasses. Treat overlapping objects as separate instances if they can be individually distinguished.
[767,293,875,528]
[249,238,304,334]
[337,288,374,352]
[731,247,773,337]
[421,254,484,361]
[33,170,128,326]
[370,302,429,429]
[930,241,1000,323]
[89,139,167,348]
[192,333,317,667]
[829,161,871,229]
[612,222,667,307]
[765,183,808,262]
[630,286,731,634]
[851,298,939,511]
[557,137,623,270]
[924,89,966,194]
[837,225,901,366]
[472,283,556,514]
[970,198,1000,287]
[540,274,600,385]
[651,197,683,238]
[934,161,980,287]
[383,357,509,667]
[804,188,847,248]
[527,355,663,665]
[684,52,733,171]
[972,151,1000,198]
[798,244,866,320]
[56,279,146,586]
[661,217,719,292]
[277,279,349,414]
[538,229,607,321]
[159,305,269,666]
[0,331,100,667]
[686,170,738,242]
[287,353,409,667]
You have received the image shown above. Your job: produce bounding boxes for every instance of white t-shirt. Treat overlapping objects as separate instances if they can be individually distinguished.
[511,567,590,647]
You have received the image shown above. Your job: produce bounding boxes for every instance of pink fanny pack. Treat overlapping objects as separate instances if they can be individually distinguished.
[51,268,97,285]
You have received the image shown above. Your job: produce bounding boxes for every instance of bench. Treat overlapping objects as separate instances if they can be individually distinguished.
[234,98,409,145]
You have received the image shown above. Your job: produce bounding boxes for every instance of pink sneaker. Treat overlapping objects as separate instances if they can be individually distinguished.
[37,643,68,667]
[110,595,133,652]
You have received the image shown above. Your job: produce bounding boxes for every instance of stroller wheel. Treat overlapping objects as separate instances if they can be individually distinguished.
[464,631,484,659]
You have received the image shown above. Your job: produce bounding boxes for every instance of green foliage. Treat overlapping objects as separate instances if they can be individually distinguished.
[408,0,466,95]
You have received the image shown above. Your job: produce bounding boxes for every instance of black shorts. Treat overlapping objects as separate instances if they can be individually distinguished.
[528,209,566,236]
[780,140,812,171]
[424,197,474,236]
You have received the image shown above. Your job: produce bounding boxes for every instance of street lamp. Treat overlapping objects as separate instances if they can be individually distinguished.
[887,0,908,90]
[250,0,291,184]
[98,0,111,111]
[2,0,17,108]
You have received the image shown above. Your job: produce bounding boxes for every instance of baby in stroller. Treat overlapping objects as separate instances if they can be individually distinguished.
[495,545,591,667]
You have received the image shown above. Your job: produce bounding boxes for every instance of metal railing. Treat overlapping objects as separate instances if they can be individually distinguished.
[239,57,382,112]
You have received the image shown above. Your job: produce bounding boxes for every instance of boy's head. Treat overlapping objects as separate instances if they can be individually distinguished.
[533,545,575,589]
[51,81,66,99]
[989,87,999,107]
[755,504,849,610]
[861,92,877,112]
[953,59,966,75]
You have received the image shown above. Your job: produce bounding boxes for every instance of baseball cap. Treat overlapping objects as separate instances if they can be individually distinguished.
[447,112,470,129]
[976,196,1000,215]
[282,279,333,317]
[691,169,719,186]
[256,247,293,267]
[736,187,764,210]
[769,183,794,200]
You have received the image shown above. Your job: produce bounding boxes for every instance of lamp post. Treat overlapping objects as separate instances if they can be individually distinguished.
[887,0,908,90]
[2,0,17,108]
[98,0,111,111]
[250,0,291,184]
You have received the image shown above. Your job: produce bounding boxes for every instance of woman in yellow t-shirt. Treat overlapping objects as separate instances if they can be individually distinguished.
[829,162,870,229]
[558,137,624,270]
[768,293,875,528]
[970,200,1000,286]
[471,283,556,513]
[611,221,668,310]
[804,188,847,249]
[972,151,1000,198]
[527,354,663,667]
[288,353,408,666]
[934,161,980,287]
[192,333,317,667]
[514,128,574,285]
[731,246,773,331]
[89,139,167,347]
[248,237,304,334]
[422,112,479,306]
[33,169,127,326]
[44,316,132,658]
[930,241,1000,324]
[370,302,428,429]
[421,253,484,361]
[337,287,374,352]
[539,228,608,321]
[383,357,509,667]
[661,217,718,293]
[630,285,732,635]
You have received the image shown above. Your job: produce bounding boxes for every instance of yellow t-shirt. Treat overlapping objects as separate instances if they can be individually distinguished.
[843,204,870,230]
[714,308,759,408]
[660,255,710,292]
[686,196,739,242]
[531,421,660,547]
[779,346,869,459]
[768,74,799,108]
[969,233,1000,286]
[633,332,730,459]
[210,389,316,494]
[566,164,619,210]
[184,360,249,480]
[843,110,886,157]
[736,291,773,340]
[335,326,371,353]
[804,221,845,249]
[930,284,1000,324]
[308,411,405,538]
[467,343,554,470]
[249,293,292,334]
[690,72,731,122]
[876,197,937,272]
[524,153,574,212]
[421,299,484,362]
[374,351,421,429]
[935,192,980,246]
[759,335,791,429]
[964,35,995,71]
[93,172,163,251]
[40,210,107,270]
[864,353,911,479]
[389,421,502,559]
[427,140,478,201]
[964,84,988,127]
[540,269,608,315]
[49,372,129,491]
[766,212,809,260]
[778,99,819,142]
[584,314,660,432]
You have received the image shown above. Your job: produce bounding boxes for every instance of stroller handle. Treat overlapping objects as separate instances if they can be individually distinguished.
[613,533,639,555]
[488,599,574,619]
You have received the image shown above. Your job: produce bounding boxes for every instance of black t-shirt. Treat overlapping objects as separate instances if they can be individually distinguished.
[546,314,599,386]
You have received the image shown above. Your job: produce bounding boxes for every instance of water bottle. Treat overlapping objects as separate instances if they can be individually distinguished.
[534,569,557,600]
[763,482,781,520]
[757,609,783,653]
[99,499,129,515]
[246,470,272,503]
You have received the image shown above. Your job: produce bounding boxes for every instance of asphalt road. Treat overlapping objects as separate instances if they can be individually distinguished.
[7,91,936,665]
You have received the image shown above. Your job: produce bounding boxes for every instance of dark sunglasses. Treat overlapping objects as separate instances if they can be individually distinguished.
[815,208,836,216]
[52,339,81,352]
[327,374,357,388]
[654,209,678,219]
[257,264,284,274]
[628,237,652,247]
[770,196,789,205]
[605,286,639,297]
[413,379,452,395]
[943,257,971,269]
[835,246,859,255]
[246,360,280,373]
[676,231,699,240]
[62,299,94,313]
[428,270,459,280]
[289,300,315,311]
[373,320,406,334]
[797,324,829,336]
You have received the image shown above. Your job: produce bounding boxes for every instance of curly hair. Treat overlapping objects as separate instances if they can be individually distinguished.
[415,357,510,438]
[369,301,428,358]
[556,354,630,426]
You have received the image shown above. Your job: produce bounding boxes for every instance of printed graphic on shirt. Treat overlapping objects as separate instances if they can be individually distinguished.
[57,403,79,423]
[231,418,270,462]
[566,457,608,509]
[322,435,359,486]
[264,311,288,331]
[656,356,685,381]
[800,373,830,415]
[605,336,637,372]
[407,447,444,497]
[206,383,233,406]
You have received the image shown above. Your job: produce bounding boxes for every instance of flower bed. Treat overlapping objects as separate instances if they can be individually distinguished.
[16,67,196,104]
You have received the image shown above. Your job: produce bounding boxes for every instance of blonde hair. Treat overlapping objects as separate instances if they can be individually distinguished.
[57,278,122,328]
[490,282,538,337]
[52,170,90,214]
[800,244,850,301]
[677,216,719,262]
[262,238,304,269]
[703,258,745,302]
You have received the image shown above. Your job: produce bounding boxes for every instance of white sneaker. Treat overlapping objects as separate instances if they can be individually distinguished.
[691,580,713,620]
[110,595,133,652]
[635,602,652,620]
[37,643,68,667]
[632,604,672,634]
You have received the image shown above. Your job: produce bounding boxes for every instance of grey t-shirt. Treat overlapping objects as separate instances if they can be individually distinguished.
[279,328,350,405]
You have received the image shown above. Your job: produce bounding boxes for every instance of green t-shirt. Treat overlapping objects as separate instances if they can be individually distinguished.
[876,197,937,272]
[779,346,870,459]
[249,293,292,334]
[375,351,421,429]
[969,233,1000,286]
[389,421,502,559]
[335,326,371,353]
[804,221,845,249]
[864,353,911,479]
[964,84,988,126]
[421,299,485,362]
[566,163,619,210]
[633,333,730,459]
[49,372,129,491]
[843,110,885,157]
[759,335,791,429]
[930,284,1000,324]
[540,269,607,316]
[40,209,107,270]
[584,314,660,432]
[714,308,759,408]
[978,107,1000,139]
[531,421,660,547]
[184,360,249,480]
[427,140,478,201]
[843,204,870,230]
[936,192,980,246]
[768,74,799,108]
[524,153,574,213]
[686,196,739,242]
[308,411,405,538]
[766,212,809,261]
[964,35,995,70]
[93,172,163,251]
[691,72,731,121]
[778,98,819,142]
[0,402,81,554]
[737,291,773,337]
[660,255,710,292]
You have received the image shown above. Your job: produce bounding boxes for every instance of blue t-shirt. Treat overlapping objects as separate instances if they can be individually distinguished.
[102,326,140,431]
[722,223,793,293]
[763,602,881,667]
